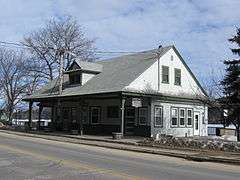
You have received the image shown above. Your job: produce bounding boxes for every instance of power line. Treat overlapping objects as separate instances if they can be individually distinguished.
[0,40,154,55]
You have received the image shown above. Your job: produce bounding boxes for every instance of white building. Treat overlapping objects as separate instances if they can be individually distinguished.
[24,45,208,137]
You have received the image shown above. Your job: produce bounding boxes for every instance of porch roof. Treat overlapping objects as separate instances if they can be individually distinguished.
[23,46,172,101]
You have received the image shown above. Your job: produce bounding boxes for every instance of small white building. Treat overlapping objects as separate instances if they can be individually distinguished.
[24,45,208,137]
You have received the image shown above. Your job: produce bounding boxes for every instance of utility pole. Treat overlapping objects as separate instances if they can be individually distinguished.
[59,49,65,95]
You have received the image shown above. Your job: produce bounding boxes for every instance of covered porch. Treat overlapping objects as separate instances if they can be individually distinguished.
[26,92,151,137]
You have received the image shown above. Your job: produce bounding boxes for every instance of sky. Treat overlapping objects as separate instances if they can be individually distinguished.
[0,0,239,85]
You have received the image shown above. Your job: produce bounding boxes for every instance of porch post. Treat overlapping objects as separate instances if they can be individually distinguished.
[58,100,63,131]
[78,106,83,135]
[121,97,126,136]
[38,104,43,131]
[51,105,55,131]
[28,101,33,130]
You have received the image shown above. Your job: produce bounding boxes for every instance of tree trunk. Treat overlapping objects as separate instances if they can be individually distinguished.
[237,126,240,142]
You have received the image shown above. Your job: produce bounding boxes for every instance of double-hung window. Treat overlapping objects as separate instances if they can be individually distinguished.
[90,107,101,124]
[154,106,163,127]
[138,107,148,125]
[179,108,185,126]
[174,68,181,86]
[171,108,178,126]
[162,66,169,83]
[187,109,193,126]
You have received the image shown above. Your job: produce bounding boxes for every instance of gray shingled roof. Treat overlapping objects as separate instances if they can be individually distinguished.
[24,46,172,100]
[74,60,103,72]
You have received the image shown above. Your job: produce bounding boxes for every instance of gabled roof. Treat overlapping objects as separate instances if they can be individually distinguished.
[74,60,103,72]
[171,46,208,96]
[24,46,172,100]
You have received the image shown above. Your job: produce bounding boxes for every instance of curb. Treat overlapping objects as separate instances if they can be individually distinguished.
[1,130,240,165]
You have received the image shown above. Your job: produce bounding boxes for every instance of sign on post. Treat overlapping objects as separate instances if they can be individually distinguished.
[132,98,142,108]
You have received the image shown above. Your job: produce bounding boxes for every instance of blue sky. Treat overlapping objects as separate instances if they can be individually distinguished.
[0,0,239,85]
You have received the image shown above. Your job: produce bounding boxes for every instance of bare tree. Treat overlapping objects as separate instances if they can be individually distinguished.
[22,16,96,81]
[0,48,37,121]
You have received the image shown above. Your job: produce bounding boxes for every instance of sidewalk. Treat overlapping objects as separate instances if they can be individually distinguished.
[1,129,240,165]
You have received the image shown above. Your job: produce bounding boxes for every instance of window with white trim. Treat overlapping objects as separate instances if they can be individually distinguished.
[187,109,193,126]
[154,106,163,127]
[174,68,181,86]
[179,108,185,126]
[138,107,147,125]
[171,108,178,126]
[162,66,169,83]
[202,112,205,124]
[90,107,101,124]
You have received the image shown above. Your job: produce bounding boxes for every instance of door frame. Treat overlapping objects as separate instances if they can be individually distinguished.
[193,111,200,136]
[124,106,136,135]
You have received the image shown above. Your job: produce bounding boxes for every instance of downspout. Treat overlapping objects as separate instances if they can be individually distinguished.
[121,96,126,136]
[157,55,160,92]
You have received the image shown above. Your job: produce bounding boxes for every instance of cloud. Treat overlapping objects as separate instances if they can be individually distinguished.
[0,0,239,83]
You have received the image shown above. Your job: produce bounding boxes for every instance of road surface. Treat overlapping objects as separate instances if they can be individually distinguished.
[0,132,239,180]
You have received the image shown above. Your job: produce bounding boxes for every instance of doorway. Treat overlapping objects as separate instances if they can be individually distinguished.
[125,107,135,135]
[62,107,78,131]
[194,112,200,136]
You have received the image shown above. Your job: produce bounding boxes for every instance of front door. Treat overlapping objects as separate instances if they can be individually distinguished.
[62,108,70,131]
[194,112,200,136]
[71,107,78,130]
[125,107,135,135]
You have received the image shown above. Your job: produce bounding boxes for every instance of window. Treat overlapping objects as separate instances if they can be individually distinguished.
[138,107,148,125]
[174,68,181,86]
[171,55,174,61]
[195,114,199,130]
[107,106,119,118]
[154,106,163,127]
[171,108,178,126]
[179,108,185,126]
[202,113,205,124]
[187,109,193,126]
[90,107,101,124]
[69,73,81,85]
[162,66,169,83]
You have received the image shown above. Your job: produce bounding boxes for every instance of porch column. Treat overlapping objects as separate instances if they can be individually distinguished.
[51,106,55,131]
[28,101,33,130]
[38,104,43,131]
[78,106,83,135]
[121,97,126,135]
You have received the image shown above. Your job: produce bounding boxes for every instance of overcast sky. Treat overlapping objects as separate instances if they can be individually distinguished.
[0,0,239,84]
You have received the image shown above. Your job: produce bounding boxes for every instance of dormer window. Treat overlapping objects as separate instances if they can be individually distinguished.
[69,72,81,85]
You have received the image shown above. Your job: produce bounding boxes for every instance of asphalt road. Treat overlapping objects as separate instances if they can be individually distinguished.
[0,132,239,180]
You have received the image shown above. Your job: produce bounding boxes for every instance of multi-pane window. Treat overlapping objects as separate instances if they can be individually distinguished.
[162,66,169,83]
[154,106,163,127]
[171,108,178,126]
[139,107,148,125]
[90,107,101,124]
[187,109,193,126]
[174,68,181,86]
[107,106,119,118]
[179,108,185,126]
[69,73,81,85]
